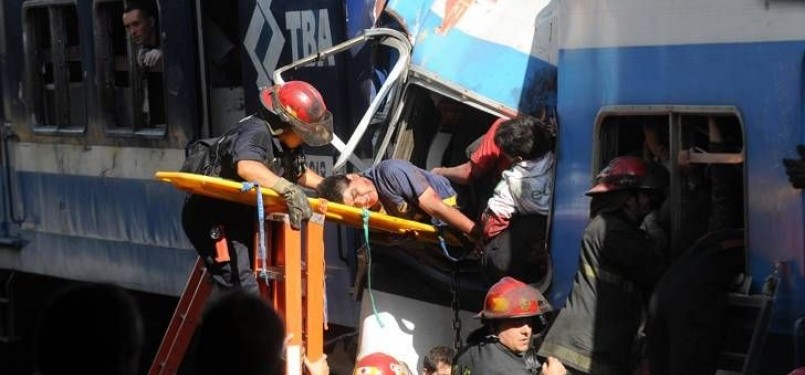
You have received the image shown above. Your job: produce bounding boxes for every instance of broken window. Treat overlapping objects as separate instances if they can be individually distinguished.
[595,107,746,264]
[95,0,166,137]
[23,1,86,133]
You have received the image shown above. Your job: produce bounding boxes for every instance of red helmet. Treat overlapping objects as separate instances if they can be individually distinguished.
[353,352,410,375]
[586,155,666,196]
[788,368,805,375]
[259,81,334,146]
[477,277,552,320]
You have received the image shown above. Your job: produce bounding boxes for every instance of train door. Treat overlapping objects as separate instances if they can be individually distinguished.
[594,106,747,270]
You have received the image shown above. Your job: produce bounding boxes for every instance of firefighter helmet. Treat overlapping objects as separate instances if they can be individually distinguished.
[259,81,334,147]
[586,155,666,196]
[477,276,552,320]
[353,352,410,375]
[787,368,805,375]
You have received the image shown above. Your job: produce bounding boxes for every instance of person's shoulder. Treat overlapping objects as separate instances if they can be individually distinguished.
[376,159,415,174]
[232,116,270,136]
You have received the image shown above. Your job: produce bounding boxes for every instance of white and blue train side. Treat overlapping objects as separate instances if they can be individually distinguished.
[0,0,378,350]
[549,0,805,371]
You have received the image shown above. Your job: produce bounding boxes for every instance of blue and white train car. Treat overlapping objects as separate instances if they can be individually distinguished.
[550,0,805,370]
[0,0,369,357]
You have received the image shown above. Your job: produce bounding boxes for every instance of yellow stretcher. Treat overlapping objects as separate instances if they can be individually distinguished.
[155,171,457,245]
[151,171,463,375]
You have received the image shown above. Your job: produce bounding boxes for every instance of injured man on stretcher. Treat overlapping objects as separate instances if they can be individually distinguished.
[316,159,481,243]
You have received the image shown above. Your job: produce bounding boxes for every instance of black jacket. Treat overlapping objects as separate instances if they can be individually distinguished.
[455,334,541,375]
[538,211,666,375]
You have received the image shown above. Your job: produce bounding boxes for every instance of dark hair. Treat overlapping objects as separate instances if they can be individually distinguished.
[316,175,351,203]
[35,283,144,375]
[494,116,552,160]
[423,346,455,373]
[123,1,155,18]
[195,291,285,375]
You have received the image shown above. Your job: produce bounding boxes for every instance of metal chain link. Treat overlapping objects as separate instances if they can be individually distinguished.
[451,263,462,350]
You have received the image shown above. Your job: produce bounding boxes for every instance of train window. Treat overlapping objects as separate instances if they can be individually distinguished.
[199,0,245,135]
[596,108,746,265]
[23,1,86,133]
[95,0,166,137]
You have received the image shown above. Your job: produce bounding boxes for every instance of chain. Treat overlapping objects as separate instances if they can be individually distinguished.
[450,262,462,350]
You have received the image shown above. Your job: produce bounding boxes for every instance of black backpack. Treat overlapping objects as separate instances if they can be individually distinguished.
[179,136,226,176]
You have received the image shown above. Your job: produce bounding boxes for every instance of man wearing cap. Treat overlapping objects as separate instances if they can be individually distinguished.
[538,156,668,375]
[454,276,567,375]
[182,81,334,294]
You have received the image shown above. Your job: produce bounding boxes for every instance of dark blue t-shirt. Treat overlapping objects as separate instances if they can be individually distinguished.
[218,116,305,182]
[363,159,456,222]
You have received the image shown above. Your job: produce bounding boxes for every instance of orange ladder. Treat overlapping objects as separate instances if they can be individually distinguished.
[148,210,327,375]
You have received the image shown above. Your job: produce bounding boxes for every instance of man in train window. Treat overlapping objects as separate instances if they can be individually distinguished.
[181,81,332,294]
[122,1,165,125]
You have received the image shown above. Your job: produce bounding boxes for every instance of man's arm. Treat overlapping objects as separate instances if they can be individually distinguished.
[417,187,478,239]
[482,179,516,240]
[431,162,472,185]
[237,159,311,229]
[297,168,323,190]
[237,159,282,187]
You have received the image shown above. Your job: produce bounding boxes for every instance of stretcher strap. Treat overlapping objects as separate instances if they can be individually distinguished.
[362,208,384,327]
[241,182,269,284]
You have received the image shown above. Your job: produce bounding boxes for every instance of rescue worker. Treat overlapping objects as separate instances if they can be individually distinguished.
[454,276,568,375]
[353,352,412,375]
[182,81,333,294]
[537,156,668,375]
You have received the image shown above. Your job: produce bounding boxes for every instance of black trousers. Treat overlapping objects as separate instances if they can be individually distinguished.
[481,214,548,285]
[182,195,259,294]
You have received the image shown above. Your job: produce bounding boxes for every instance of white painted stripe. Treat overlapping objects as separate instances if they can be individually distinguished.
[12,142,185,180]
[561,0,805,50]
[428,0,556,62]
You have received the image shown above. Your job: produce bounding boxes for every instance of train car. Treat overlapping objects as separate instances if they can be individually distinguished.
[0,1,378,371]
[1,0,802,373]
[548,0,805,372]
[324,0,805,372]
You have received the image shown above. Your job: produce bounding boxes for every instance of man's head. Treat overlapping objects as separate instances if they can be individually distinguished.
[477,277,552,354]
[35,283,144,375]
[354,352,411,375]
[195,290,285,375]
[122,2,156,47]
[586,155,668,220]
[642,120,669,163]
[258,81,334,148]
[494,116,552,161]
[422,346,454,375]
[317,174,380,209]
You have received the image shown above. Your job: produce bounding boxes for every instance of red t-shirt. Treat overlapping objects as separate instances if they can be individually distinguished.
[469,117,511,181]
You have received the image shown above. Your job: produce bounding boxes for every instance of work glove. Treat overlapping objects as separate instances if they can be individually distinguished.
[271,178,312,229]
[139,48,163,68]
[783,144,805,189]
